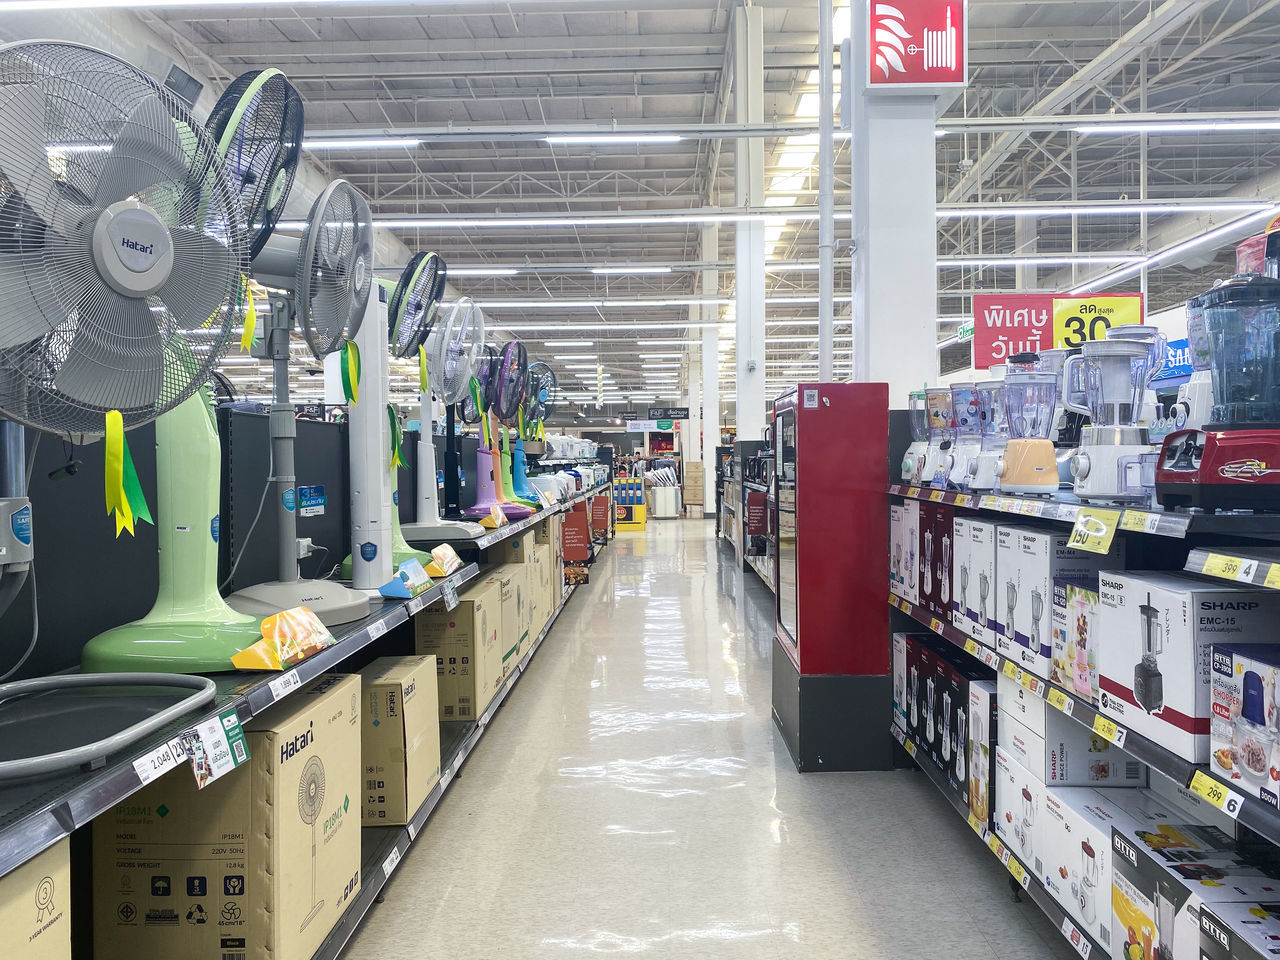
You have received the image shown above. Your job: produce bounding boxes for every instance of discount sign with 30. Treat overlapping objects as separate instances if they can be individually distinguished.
[1051,294,1144,348]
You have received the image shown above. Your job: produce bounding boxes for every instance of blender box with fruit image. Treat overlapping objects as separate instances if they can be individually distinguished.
[969,679,997,828]
[892,632,914,733]
[1199,900,1280,960]
[1051,578,1102,705]
[942,657,989,809]
[1098,572,1280,764]
[1210,644,1280,806]
[995,745,1044,876]
[999,707,1146,787]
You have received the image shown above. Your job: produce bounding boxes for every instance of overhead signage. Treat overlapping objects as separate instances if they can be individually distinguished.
[867,0,968,90]
[956,318,974,342]
[972,293,1053,369]
[620,411,638,421]
[626,419,678,433]
[1154,338,1194,382]
[1051,293,1143,348]
[648,406,689,420]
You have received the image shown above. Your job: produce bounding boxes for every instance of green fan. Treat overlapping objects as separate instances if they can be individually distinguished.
[82,69,304,672]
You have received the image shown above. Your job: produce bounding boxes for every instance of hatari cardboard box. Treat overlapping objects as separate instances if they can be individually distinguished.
[483,568,525,678]
[530,542,554,640]
[93,673,362,960]
[359,656,441,825]
[415,577,503,721]
[1,837,69,960]
[492,530,534,565]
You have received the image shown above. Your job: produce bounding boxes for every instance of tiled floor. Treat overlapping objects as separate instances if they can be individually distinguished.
[345,519,1078,959]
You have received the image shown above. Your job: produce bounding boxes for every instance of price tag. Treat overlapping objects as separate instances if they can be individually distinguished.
[1046,687,1074,716]
[367,619,388,641]
[1203,553,1258,583]
[1020,672,1040,694]
[442,579,460,612]
[382,846,402,879]
[963,638,979,656]
[407,593,428,615]
[133,736,186,786]
[1266,565,1280,591]
[267,671,302,702]
[180,708,250,789]
[998,845,1011,866]
[1068,507,1122,555]
[983,650,999,668]
[967,812,983,834]
[929,489,944,502]
[1189,771,1243,818]
[407,822,418,842]
[1092,713,1127,748]
[929,617,944,634]
[903,737,916,757]
[954,494,972,508]
[1119,510,1162,534]
[987,835,1001,855]
[1003,660,1020,680]
[1061,918,1093,958]
[979,495,999,511]
[907,486,922,499]
[1007,856,1028,887]
[998,498,1018,513]
[1019,500,1043,517]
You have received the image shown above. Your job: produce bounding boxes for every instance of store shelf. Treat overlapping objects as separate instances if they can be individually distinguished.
[743,480,769,494]
[746,554,774,593]
[311,582,580,960]
[1185,546,1280,589]
[434,481,610,550]
[889,725,1101,960]
[888,590,1274,846]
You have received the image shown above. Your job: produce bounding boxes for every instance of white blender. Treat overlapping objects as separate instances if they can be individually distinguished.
[968,378,1008,491]
[1038,348,1088,483]
[1072,840,1100,927]
[997,360,1062,496]
[923,386,954,488]
[1062,334,1165,503]
[901,388,929,482]
[1172,292,1213,430]
[946,382,983,489]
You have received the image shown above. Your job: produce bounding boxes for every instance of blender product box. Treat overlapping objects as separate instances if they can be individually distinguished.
[359,656,441,825]
[900,499,920,606]
[1210,644,1280,806]
[1,837,69,960]
[415,578,504,720]
[906,635,926,745]
[995,745,1045,877]
[918,502,954,618]
[1097,572,1280,763]
[998,670,1046,738]
[1000,709,1145,787]
[963,518,1000,644]
[93,674,363,960]
[1051,578,1101,705]
[968,679,997,827]
[950,515,971,631]
[890,504,905,597]
[916,640,942,756]
[892,633,909,732]
[917,501,938,614]
[995,526,1124,680]
[1200,901,1280,960]
[939,656,986,808]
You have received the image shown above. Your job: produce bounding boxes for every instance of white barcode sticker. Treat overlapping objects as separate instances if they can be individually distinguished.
[268,671,302,702]
[407,594,427,615]
[368,619,388,641]
[1060,917,1092,958]
[133,739,181,785]
[382,846,401,879]
[407,823,417,842]
[442,580,460,612]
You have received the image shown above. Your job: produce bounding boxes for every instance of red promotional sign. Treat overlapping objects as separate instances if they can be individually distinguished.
[590,494,609,530]
[1238,234,1267,275]
[868,0,968,88]
[971,293,1054,370]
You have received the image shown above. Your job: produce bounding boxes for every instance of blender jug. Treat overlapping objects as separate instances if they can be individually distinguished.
[1172,292,1213,430]
[954,706,967,782]
[941,690,952,761]
[969,379,1008,492]
[997,368,1061,495]
[1134,592,1164,713]
[903,389,929,482]
[923,387,954,487]
[1074,840,1099,926]
[947,382,982,488]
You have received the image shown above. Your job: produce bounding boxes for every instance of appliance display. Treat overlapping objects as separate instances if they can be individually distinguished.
[1210,644,1280,806]
[969,679,997,826]
[950,516,971,632]
[998,706,1145,786]
[1172,292,1213,432]
[968,379,1008,492]
[1050,579,1100,705]
[902,388,929,482]
[923,386,954,488]
[946,382,982,489]
[995,745,1042,870]
[997,364,1062,496]
[1157,274,1280,511]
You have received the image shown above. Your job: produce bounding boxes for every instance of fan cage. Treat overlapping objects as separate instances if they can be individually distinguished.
[388,250,441,359]
[297,179,373,360]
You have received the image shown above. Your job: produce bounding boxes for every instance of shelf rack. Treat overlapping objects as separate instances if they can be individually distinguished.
[889,724,1100,960]
[0,481,612,883]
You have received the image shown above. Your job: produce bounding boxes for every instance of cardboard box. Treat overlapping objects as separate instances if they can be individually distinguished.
[1200,901,1280,960]
[969,679,997,826]
[1098,572,1280,763]
[2,838,69,960]
[995,526,1123,679]
[415,579,503,720]
[483,569,523,677]
[918,502,954,618]
[530,542,554,641]
[890,504,905,597]
[949,515,971,631]
[994,745,1045,876]
[1051,578,1101,705]
[998,670,1047,738]
[359,656,441,825]
[94,674,362,960]
[906,635,925,743]
[1000,709,1145,787]
[917,642,944,758]
[964,519,1000,644]
[899,500,920,606]
[892,633,909,732]
[492,531,533,564]
[1210,644,1280,805]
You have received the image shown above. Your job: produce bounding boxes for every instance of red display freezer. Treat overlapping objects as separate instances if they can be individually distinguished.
[771,382,890,771]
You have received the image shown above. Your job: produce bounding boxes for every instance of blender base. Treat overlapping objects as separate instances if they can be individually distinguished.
[1156,428,1280,511]
[999,440,1060,496]
[1134,661,1164,714]
[947,438,983,489]
[902,440,928,483]
[1072,442,1155,504]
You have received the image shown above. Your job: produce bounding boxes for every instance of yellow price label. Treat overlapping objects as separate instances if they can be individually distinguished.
[987,835,1002,855]
[1266,565,1280,591]
[1203,553,1244,580]
[903,737,916,757]
[963,638,979,656]
[1002,660,1020,680]
[978,495,999,511]
[1092,713,1126,747]
[1019,500,1042,516]
[1020,671,1039,693]
[929,489,945,502]
[1052,293,1144,348]
[998,498,1018,513]
[1046,688,1074,715]
[967,812,983,835]
[929,617,944,634]
[1007,857,1027,887]
[1068,507,1122,555]
[1188,771,1242,818]
[1119,510,1161,534]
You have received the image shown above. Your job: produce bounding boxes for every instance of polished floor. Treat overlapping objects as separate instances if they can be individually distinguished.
[346,520,1078,959]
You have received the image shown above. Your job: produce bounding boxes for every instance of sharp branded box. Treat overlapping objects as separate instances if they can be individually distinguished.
[892,633,909,732]
[906,635,926,744]
[359,656,442,825]
[899,500,920,606]
[415,578,504,721]
[995,526,1123,680]
[1210,644,1280,806]
[1,838,69,960]
[891,504,905,597]
[950,515,972,632]
[1051,578,1101,705]
[997,670,1047,739]
[1097,572,1280,763]
[1000,708,1146,787]
[995,745,1044,876]
[93,674,363,960]
[918,642,945,761]
[969,679,997,827]
[964,519,1000,645]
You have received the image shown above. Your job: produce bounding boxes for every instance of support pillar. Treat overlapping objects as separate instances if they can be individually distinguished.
[701,224,720,515]
[1015,217,1036,291]
[733,3,767,440]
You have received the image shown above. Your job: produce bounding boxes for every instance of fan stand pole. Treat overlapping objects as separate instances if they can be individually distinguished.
[443,403,461,517]
[269,300,301,586]
[0,419,31,621]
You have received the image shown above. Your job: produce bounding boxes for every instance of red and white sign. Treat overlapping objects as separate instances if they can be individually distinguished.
[971,293,1054,370]
[867,0,968,89]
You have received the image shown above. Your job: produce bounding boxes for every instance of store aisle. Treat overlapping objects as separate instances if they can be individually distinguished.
[346,521,1077,960]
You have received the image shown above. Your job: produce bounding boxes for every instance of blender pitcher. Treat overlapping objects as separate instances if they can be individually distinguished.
[902,389,929,482]
[1134,592,1165,713]
[969,379,1008,492]
[1074,840,1099,926]
[997,368,1061,496]
[923,387,954,488]
[947,382,982,489]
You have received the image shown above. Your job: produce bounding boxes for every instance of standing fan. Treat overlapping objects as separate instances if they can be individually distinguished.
[84,68,305,672]
[492,341,538,514]
[226,179,374,626]
[459,346,510,519]
[0,42,258,775]
[517,361,559,503]
[401,295,487,542]
[297,754,326,932]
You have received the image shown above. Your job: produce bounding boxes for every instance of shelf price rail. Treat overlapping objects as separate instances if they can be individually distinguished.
[889,724,1099,959]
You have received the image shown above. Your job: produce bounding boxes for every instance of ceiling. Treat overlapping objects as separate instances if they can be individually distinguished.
[125,0,1280,416]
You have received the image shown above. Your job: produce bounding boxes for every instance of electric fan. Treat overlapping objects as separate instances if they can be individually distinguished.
[515,361,558,503]
[493,341,538,513]
[226,179,374,626]
[83,68,306,672]
[462,343,531,519]
[401,295,487,542]
[0,41,259,775]
[297,754,327,932]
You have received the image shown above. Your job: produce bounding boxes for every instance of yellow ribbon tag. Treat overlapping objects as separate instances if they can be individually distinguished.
[418,343,429,395]
[341,340,361,407]
[239,275,257,352]
[104,410,153,537]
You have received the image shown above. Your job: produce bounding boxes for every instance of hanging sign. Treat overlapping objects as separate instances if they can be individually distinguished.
[1154,338,1193,382]
[620,411,639,421]
[867,0,968,90]
[972,293,1054,369]
[1051,294,1144,348]
[648,407,689,420]
[627,420,658,432]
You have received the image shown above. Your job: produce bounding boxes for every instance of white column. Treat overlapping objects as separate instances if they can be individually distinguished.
[687,340,701,466]
[850,11,938,396]
[1015,217,1036,291]
[817,0,835,380]
[734,3,767,440]
[701,224,719,513]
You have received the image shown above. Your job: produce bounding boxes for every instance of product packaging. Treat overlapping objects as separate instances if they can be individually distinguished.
[1097,572,1280,763]
[414,578,504,720]
[900,500,920,606]
[359,656,441,825]
[950,515,971,632]
[1210,644,1280,805]
[964,519,1000,644]
[483,569,523,678]
[892,633,909,732]
[994,745,1044,877]
[1000,709,1145,787]
[1,838,69,960]
[891,504,905,597]
[1199,901,1280,960]
[1051,578,1101,705]
[230,606,334,671]
[969,679,997,827]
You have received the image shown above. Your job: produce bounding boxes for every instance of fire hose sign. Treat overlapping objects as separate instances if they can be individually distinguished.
[868,0,968,89]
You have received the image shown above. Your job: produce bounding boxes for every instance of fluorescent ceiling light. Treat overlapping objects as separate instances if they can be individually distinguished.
[0,0,406,6]
[544,340,594,347]
[638,353,682,359]
[276,209,817,231]
[941,255,1144,267]
[555,354,597,360]
[640,339,701,345]
[545,135,682,145]
[562,364,599,369]
[303,137,421,150]
[590,266,672,275]
[938,202,1273,218]
[1075,120,1280,134]
[449,267,520,277]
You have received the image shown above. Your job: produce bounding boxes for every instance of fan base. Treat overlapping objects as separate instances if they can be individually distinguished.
[226,580,370,627]
[338,545,439,579]
[81,618,264,674]
[401,519,487,542]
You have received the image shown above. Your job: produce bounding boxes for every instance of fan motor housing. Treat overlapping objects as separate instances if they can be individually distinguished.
[91,200,174,297]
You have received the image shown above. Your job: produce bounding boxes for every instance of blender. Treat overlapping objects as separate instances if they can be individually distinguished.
[1015,785,1035,859]
[968,379,1008,492]
[958,560,969,622]
[1233,669,1275,787]
[978,572,990,629]
[1005,580,1018,642]
[908,662,919,728]
[997,360,1062,495]
[969,711,987,820]
[902,388,929,482]
[1038,347,1088,482]
[1063,335,1165,503]
[941,690,953,762]
[1030,587,1045,663]
[946,382,982,488]
[940,532,951,610]
[925,675,937,743]
[1134,592,1164,713]
[953,703,967,783]
[1072,840,1099,927]
[1157,274,1280,511]
[923,529,934,608]
[922,386,954,488]
[1171,292,1213,431]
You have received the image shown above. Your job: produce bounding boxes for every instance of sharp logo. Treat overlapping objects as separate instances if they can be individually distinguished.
[1218,459,1280,482]
[1113,833,1137,867]
[279,721,314,765]
[1201,600,1259,611]
[120,237,155,256]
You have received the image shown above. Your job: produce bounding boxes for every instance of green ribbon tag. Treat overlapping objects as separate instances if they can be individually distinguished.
[388,404,405,470]
[340,340,361,406]
[418,344,429,395]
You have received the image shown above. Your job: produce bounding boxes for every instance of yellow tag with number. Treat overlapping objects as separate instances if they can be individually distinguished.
[1203,553,1244,580]
[903,737,916,757]
[929,617,943,633]
[954,494,972,508]
[967,812,982,834]
[1020,671,1038,693]
[1266,565,1280,591]
[1119,510,1157,533]
[1046,688,1071,713]
[1052,293,1143,348]
[987,835,1001,855]
[1093,713,1121,744]
[1002,660,1020,680]
[1068,507,1122,554]
[1007,858,1026,885]
[964,638,979,656]
[1187,770,1243,818]
[929,489,944,502]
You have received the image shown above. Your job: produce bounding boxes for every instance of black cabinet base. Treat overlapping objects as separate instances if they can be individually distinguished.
[771,635,893,772]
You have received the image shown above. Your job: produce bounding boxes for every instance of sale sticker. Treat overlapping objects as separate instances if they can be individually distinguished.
[1068,507,1122,555]
[1052,294,1144,349]
[972,293,1054,369]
